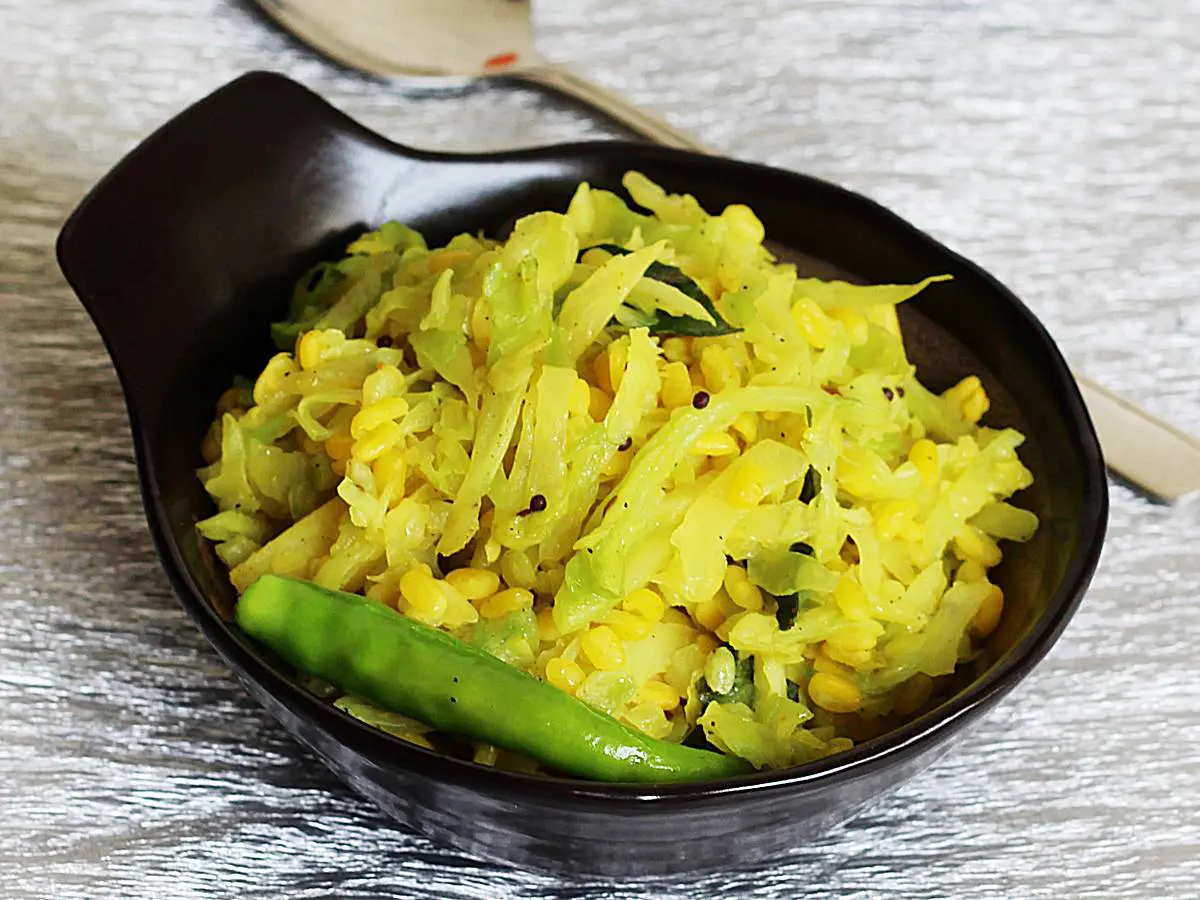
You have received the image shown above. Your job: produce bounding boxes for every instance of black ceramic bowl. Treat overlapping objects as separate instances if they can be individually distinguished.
[56,72,1106,877]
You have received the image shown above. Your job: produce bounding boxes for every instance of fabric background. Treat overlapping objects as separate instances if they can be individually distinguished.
[1,1,1197,896]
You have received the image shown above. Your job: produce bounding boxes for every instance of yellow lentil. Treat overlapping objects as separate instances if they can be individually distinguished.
[723,565,764,611]
[601,448,632,479]
[622,587,666,621]
[690,431,739,457]
[660,361,693,408]
[833,575,873,621]
[362,364,405,406]
[970,584,1005,639]
[700,345,740,392]
[602,608,654,641]
[545,657,585,694]
[568,377,592,416]
[297,330,326,370]
[350,397,410,439]
[351,421,403,463]
[470,299,492,351]
[832,622,880,652]
[400,568,448,622]
[592,348,614,394]
[790,298,833,349]
[323,430,355,463]
[607,339,628,392]
[822,641,874,668]
[812,654,854,678]
[808,671,863,713]
[478,587,534,619]
[694,597,727,632]
[372,448,408,506]
[638,679,681,711]
[588,386,612,420]
[581,626,626,671]
[445,567,501,600]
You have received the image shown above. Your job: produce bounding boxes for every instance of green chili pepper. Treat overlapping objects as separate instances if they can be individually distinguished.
[236,575,752,783]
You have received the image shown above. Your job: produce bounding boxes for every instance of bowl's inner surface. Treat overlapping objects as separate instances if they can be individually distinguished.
[160,174,1069,771]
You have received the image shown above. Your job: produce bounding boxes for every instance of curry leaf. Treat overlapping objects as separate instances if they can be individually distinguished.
[581,244,740,337]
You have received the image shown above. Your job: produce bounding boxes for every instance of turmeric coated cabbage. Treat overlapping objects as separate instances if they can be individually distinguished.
[197,172,1038,774]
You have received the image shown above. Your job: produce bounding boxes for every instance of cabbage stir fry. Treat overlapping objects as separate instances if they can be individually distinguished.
[198,173,1037,772]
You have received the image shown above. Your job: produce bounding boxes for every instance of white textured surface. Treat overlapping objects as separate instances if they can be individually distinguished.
[2,0,1199,896]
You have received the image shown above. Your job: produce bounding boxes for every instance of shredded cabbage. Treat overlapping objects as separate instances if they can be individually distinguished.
[198,172,1038,774]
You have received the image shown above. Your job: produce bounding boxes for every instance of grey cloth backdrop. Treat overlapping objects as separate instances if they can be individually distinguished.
[1,1,1197,897]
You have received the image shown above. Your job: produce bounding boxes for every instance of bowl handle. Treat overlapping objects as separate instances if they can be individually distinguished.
[55,72,433,418]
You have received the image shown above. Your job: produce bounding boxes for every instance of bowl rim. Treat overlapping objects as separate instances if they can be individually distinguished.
[56,71,1109,805]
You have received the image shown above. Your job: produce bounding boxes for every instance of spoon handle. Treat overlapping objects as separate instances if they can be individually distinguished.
[1073,373,1200,501]
[515,64,708,153]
